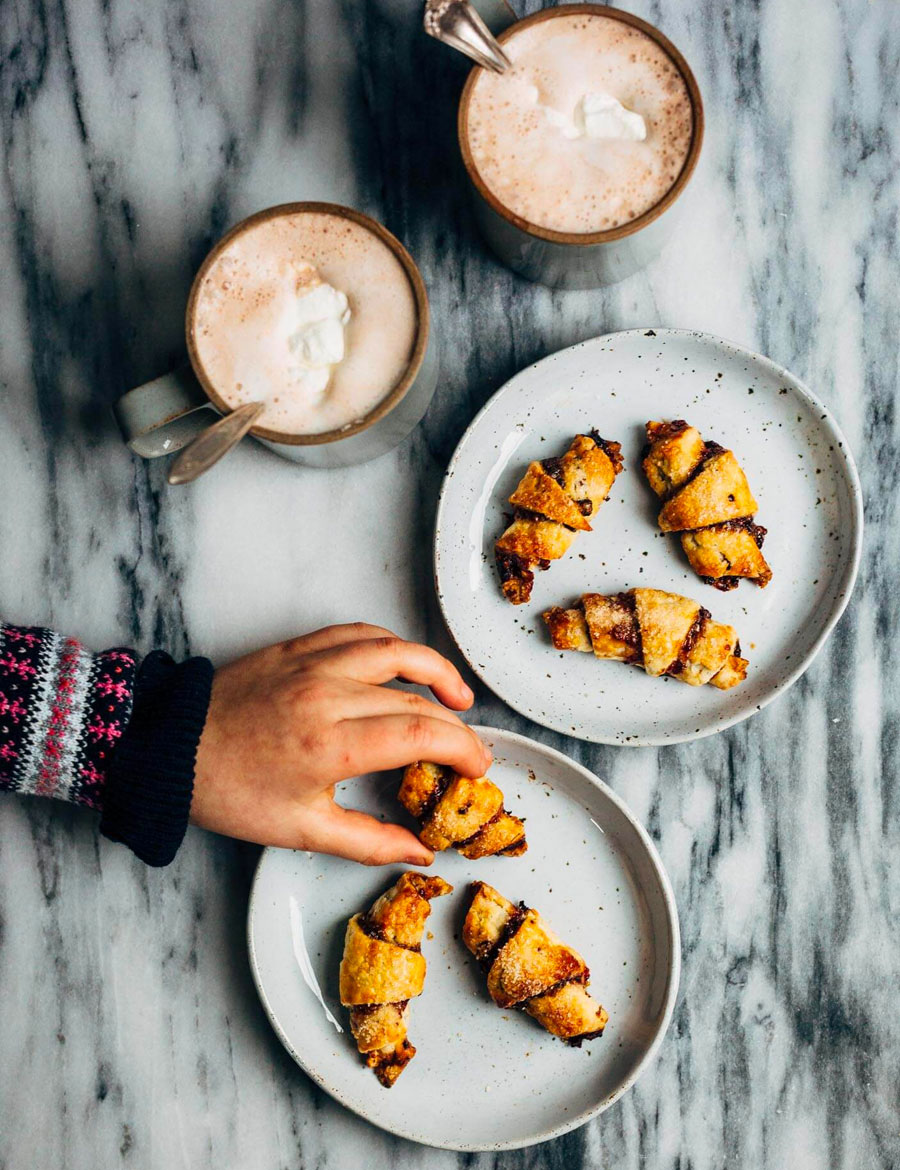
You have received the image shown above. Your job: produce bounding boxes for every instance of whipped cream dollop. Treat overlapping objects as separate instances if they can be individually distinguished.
[286,274,351,396]
[575,92,647,140]
[525,84,647,142]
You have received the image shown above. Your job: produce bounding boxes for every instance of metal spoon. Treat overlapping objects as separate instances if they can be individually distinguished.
[423,0,511,73]
[167,401,264,485]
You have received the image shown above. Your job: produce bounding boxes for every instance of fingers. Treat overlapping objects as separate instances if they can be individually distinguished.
[303,804,435,867]
[333,681,469,728]
[313,637,474,711]
[280,623,397,657]
[340,715,491,779]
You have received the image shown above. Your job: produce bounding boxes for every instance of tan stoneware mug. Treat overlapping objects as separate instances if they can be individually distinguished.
[459,2,704,289]
[114,203,437,470]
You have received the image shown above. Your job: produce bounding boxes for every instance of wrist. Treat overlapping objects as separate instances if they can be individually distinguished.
[100,650,214,866]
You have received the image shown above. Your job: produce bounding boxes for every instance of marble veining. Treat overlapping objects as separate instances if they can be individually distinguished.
[0,1,898,1167]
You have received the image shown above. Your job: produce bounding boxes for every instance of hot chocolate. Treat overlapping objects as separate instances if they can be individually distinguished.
[192,209,419,436]
[464,10,694,235]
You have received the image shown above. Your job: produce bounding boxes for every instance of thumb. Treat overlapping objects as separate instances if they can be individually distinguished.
[302,803,435,867]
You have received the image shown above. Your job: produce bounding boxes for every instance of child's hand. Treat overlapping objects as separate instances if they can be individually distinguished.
[190,623,490,865]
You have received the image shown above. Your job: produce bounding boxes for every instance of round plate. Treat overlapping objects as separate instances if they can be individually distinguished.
[247,726,680,1151]
[434,329,862,745]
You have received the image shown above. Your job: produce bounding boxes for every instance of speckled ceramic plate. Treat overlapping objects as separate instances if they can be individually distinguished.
[247,726,680,1151]
[434,329,862,745]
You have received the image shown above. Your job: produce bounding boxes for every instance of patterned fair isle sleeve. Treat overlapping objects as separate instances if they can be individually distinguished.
[0,623,139,812]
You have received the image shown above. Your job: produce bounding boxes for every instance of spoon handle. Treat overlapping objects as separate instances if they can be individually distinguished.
[424,0,512,73]
[167,401,265,485]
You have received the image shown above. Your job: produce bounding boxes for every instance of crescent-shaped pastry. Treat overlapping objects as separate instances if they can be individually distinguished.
[543,587,748,689]
[495,432,624,604]
[399,761,527,858]
[339,872,452,1087]
[642,420,772,590]
[463,882,608,1044]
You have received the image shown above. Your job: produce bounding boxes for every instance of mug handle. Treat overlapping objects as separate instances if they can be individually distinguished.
[113,365,217,458]
[468,0,516,36]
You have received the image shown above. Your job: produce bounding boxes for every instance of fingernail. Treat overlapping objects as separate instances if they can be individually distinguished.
[460,682,474,702]
[406,853,432,867]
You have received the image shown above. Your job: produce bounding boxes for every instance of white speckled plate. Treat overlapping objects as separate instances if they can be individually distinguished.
[247,727,679,1151]
[435,329,862,745]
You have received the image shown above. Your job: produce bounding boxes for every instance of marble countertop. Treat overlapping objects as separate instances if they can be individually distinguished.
[1,1,897,1167]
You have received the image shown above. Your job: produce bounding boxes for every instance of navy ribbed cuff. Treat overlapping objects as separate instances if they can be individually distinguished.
[101,650,213,866]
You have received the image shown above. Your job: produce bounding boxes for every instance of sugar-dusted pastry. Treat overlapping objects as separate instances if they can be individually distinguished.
[543,587,748,689]
[339,872,452,1087]
[642,420,772,590]
[399,762,526,859]
[495,432,624,604]
[463,882,608,1045]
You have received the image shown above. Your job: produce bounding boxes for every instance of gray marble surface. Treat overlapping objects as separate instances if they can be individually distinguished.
[0,0,898,1167]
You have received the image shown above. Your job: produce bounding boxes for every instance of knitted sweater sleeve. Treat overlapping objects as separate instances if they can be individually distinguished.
[0,623,138,809]
[0,622,213,866]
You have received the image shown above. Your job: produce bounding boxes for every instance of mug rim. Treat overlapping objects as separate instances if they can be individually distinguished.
[185,201,430,446]
[457,3,705,246]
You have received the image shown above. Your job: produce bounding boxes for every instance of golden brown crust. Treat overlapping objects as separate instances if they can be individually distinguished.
[419,775,504,851]
[486,909,587,1009]
[526,980,609,1040]
[542,605,593,653]
[582,593,640,662]
[658,451,757,531]
[633,588,701,677]
[495,516,577,564]
[399,763,527,858]
[339,916,427,1006]
[642,421,705,496]
[462,881,517,961]
[495,433,622,604]
[680,524,773,589]
[339,872,452,1087]
[543,587,748,689]
[643,421,771,588]
[457,810,529,859]
[350,1002,409,1053]
[463,882,608,1044]
[509,463,593,532]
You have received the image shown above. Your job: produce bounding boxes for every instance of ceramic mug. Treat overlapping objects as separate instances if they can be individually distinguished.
[459,2,704,289]
[114,203,437,470]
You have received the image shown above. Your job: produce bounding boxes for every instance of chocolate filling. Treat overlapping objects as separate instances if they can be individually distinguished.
[666,608,711,675]
[703,575,740,592]
[455,808,526,852]
[351,999,409,1018]
[646,419,690,446]
[454,807,503,849]
[699,440,727,463]
[418,763,454,822]
[604,591,643,663]
[700,516,768,548]
[496,549,532,585]
[358,915,421,953]
[541,456,565,485]
[567,1026,607,1048]
[512,504,580,533]
[587,431,625,475]
[479,900,528,972]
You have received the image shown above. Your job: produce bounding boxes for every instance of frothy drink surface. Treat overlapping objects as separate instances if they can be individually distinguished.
[465,13,694,234]
[193,212,418,435]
